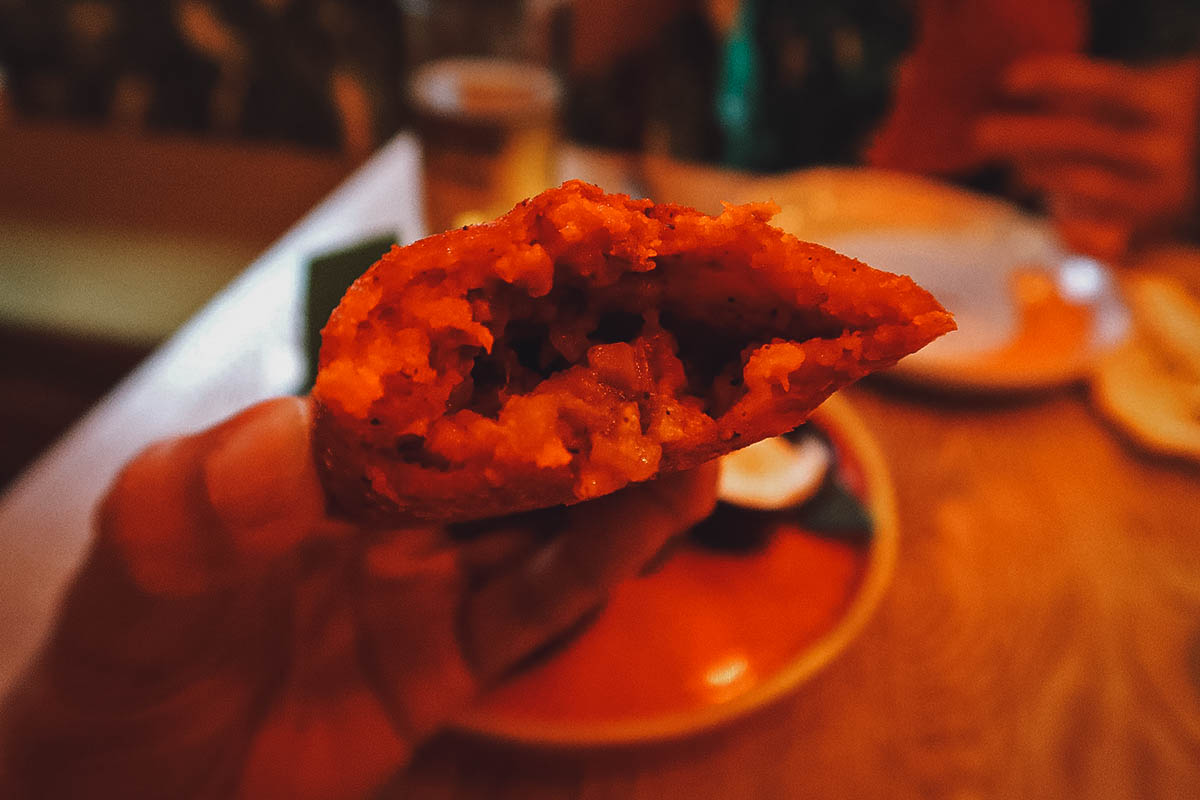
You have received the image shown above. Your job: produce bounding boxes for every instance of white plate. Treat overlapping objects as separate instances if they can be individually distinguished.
[455,395,898,745]
[822,215,1131,392]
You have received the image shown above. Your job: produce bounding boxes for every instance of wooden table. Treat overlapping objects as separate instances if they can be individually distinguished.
[2,136,1199,799]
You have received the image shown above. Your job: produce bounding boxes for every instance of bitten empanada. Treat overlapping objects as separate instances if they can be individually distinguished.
[313,182,954,522]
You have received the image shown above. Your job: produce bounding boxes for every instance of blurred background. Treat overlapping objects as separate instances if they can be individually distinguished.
[1,0,1198,490]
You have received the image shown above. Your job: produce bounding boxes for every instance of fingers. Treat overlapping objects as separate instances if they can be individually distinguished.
[355,528,478,738]
[974,55,1200,251]
[460,462,719,681]
[976,55,1199,176]
[1002,147,1191,251]
[455,525,543,584]
[1001,54,1170,124]
[1053,216,1133,264]
[203,397,327,545]
[1015,159,1153,221]
[240,554,411,800]
[99,431,226,595]
[100,397,347,595]
[1002,54,1200,127]
[352,463,717,740]
[1005,54,1127,98]
[1018,161,1138,209]
[975,113,1169,175]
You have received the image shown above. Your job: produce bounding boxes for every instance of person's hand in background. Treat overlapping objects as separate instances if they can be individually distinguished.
[974,54,1200,260]
[0,397,717,799]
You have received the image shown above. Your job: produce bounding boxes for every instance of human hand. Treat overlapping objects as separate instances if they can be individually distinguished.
[0,397,717,799]
[974,54,1200,260]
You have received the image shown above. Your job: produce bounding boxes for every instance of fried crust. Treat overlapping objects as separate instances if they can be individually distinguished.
[312,181,954,523]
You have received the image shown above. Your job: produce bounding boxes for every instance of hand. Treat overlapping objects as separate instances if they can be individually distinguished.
[974,54,1200,259]
[0,398,717,799]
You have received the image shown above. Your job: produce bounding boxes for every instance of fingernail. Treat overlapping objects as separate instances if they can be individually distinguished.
[204,397,323,532]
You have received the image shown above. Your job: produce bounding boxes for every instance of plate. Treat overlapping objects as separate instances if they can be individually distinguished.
[456,394,898,745]
[822,220,1130,392]
[1092,274,1200,462]
[774,171,1132,392]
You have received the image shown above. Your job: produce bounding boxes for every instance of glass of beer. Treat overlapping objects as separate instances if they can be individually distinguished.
[401,0,565,234]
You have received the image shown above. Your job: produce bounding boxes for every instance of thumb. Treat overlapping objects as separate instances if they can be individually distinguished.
[100,397,344,595]
[203,397,331,545]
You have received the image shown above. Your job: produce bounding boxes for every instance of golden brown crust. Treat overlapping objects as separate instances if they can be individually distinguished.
[312,181,954,523]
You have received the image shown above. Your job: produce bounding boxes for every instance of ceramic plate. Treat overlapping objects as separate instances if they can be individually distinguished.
[456,394,898,745]
[823,220,1130,392]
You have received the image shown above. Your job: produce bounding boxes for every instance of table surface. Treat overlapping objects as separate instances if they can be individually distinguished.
[2,136,1199,799]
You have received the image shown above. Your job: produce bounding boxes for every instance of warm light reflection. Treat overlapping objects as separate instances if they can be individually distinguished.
[705,654,750,688]
[1057,256,1105,302]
